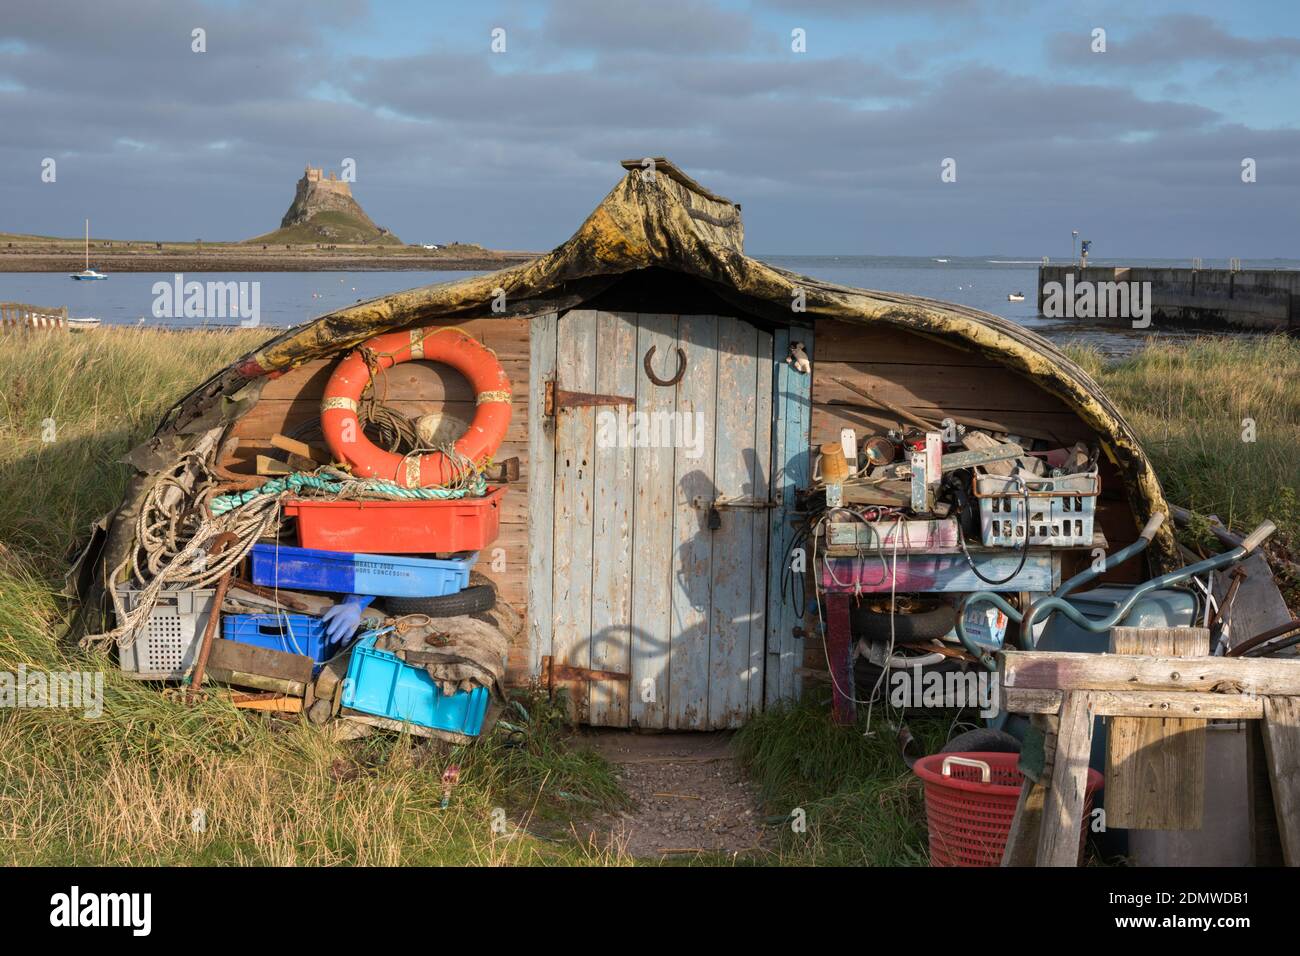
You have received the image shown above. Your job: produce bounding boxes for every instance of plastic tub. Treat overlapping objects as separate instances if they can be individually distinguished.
[913,752,1103,866]
[222,613,335,670]
[115,585,217,678]
[283,487,505,554]
[341,633,489,736]
[249,544,476,597]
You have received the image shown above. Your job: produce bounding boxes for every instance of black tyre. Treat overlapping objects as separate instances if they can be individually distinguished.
[850,596,956,644]
[852,654,969,707]
[940,728,1022,754]
[382,583,496,617]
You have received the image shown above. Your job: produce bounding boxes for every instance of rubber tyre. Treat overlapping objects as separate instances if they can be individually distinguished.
[852,654,968,706]
[850,599,956,644]
[382,583,496,617]
[940,728,1022,754]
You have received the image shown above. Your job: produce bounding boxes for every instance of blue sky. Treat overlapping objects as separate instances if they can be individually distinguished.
[2,0,1298,257]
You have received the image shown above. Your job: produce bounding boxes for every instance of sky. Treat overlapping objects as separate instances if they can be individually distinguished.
[1,0,1298,258]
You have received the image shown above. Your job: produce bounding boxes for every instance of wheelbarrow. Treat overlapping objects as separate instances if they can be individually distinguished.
[955,513,1278,670]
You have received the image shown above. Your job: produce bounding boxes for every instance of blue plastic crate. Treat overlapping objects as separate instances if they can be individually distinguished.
[222,613,336,671]
[250,544,476,597]
[341,634,489,736]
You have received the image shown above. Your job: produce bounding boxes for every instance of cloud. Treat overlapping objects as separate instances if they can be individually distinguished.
[0,0,1296,258]
[1046,14,1300,77]
[540,0,754,55]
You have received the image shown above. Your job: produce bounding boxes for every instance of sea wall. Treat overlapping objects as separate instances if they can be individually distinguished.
[1037,265,1298,331]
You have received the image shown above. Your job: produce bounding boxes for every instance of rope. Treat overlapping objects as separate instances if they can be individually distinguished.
[208,467,486,516]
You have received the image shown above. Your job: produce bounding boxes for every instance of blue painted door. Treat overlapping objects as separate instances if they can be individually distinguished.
[545,310,774,729]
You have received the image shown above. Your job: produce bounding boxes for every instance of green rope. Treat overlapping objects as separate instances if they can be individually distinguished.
[210,471,487,516]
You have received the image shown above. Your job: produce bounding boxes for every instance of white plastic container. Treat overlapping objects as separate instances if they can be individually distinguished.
[115,586,218,678]
[974,470,1099,548]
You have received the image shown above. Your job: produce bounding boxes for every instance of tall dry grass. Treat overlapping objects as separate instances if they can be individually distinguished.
[0,328,628,866]
[1069,335,1300,550]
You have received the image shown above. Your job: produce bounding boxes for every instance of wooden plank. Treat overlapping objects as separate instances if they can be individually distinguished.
[780,327,814,701]
[588,311,637,727]
[1037,691,1095,867]
[550,310,598,721]
[1004,686,1264,720]
[1248,720,1285,865]
[1003,650,1300,696]
[206,638,314,685]
[765,327,794,709]
[1104,627,1208,830]
[668,313,717,730]
[1260,695,1300,865]
[231,398,528,443]
[811,406,1089,449]
[629,314,677,729]
[708,316,759,729]
[525,313,557,677]
[259,355,531,401]
[747,327,774,717]
[814,362,1080,415]
[1001,781,1047,867]
[815,320,999,366]
[1213,552,1294,653]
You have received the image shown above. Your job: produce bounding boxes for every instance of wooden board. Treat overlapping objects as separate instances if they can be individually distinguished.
[525,313,557,675]
[708,316,767,728]
[1104,627,1208,830]
[588,311,637,726]
[1260,695,1300,865]
[1213,552,1295,653]
[1037,691,1095,867]
[766,326,814,706]
[550,310,598,720]
[668,313,718,730]
[1002,650,1300,696]
[748,327,774,717]
[628,313,677,729]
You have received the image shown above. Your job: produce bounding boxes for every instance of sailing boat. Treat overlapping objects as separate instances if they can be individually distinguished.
[69,219,107,280]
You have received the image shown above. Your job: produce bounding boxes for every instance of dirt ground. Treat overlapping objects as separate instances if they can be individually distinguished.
[577,730,771,862]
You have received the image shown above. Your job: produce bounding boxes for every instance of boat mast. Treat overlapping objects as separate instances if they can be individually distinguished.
[84,218,89,270]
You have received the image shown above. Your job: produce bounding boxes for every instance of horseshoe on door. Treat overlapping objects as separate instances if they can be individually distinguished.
[643,346,687,387]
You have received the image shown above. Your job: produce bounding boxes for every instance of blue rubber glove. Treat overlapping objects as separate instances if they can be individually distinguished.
[321,594,375,645]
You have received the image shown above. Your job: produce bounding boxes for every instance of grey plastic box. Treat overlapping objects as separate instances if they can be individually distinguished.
[115,586,218,679]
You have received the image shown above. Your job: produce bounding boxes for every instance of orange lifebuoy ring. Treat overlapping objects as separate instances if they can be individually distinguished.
[321,327,511,487]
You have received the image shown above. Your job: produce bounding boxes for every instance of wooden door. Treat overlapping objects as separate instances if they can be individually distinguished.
[543,310,774,729]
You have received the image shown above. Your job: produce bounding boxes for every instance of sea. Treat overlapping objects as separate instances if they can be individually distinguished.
[4,255,1297,355]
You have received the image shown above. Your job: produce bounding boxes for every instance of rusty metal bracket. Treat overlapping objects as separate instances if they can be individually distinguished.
[541,656,630,689]
[544,379,635,418]
[643,345,686,387]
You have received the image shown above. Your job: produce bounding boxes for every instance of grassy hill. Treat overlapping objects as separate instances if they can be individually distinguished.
[246,211,405,246]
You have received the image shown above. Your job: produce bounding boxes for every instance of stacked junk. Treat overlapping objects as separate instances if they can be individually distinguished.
[811,409,1101,695]
[104,326,516,741]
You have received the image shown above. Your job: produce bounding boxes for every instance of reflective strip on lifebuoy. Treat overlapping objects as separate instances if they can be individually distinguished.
[320,327,512,487]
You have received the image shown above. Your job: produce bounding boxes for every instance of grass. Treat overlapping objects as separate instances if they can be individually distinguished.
[1,329,1295,866]
[0,328,628,866]
[1068,335,1300,578]
[733,696,952,865]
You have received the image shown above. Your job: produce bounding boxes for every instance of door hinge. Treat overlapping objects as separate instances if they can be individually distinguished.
[544,379,635,418]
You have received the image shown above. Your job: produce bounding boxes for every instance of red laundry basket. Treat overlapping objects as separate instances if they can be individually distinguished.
[912,751,1103,867]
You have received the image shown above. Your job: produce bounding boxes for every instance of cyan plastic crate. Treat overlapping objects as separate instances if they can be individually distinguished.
[341,634,489,736]
[222,613,335,670]
[250,543,476,597]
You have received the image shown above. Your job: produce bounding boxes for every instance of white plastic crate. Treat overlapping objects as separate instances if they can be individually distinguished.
[974,471,1099,548]
[115,586,218,678]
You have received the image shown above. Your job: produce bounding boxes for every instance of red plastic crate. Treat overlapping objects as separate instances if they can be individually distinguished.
[283,486,505,554]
